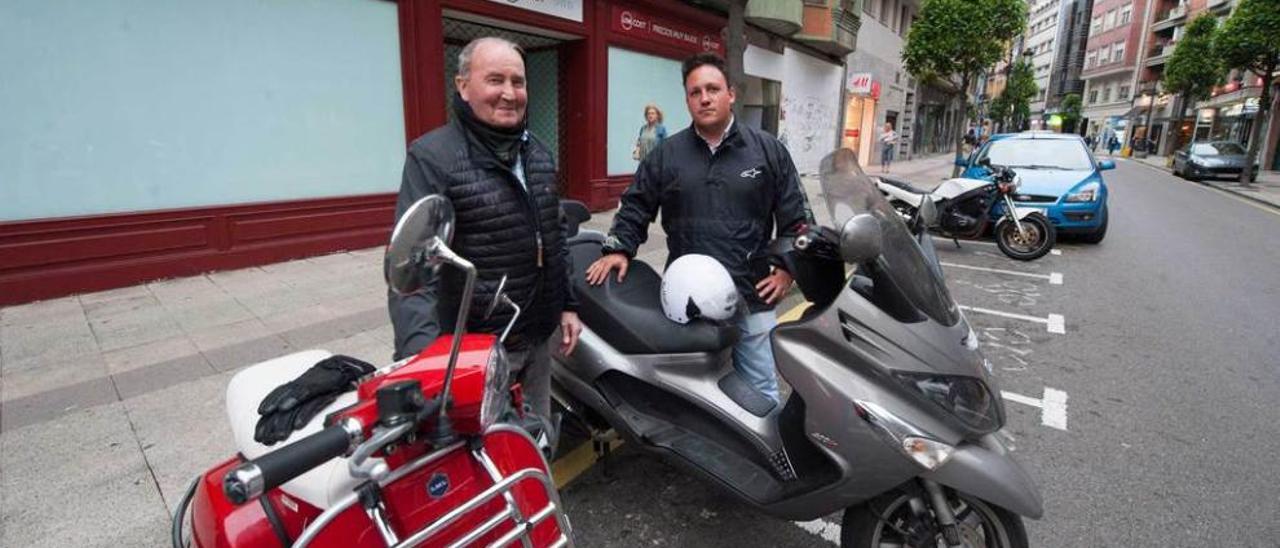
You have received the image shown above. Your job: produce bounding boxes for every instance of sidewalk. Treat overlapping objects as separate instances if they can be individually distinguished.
[1126,153,1280,210]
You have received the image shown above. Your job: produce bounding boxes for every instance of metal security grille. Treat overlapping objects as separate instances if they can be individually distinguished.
[443,18,565,166]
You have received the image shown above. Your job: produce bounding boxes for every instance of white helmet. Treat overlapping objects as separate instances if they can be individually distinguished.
[661,254,739,324]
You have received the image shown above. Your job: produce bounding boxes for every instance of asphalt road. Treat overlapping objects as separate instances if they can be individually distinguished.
[556,159,1280,547]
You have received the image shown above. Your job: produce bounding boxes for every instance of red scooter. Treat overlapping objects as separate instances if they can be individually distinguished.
[171,196,573,548]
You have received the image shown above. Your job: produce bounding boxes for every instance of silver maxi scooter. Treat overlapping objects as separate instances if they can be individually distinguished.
[550,148,1043,547]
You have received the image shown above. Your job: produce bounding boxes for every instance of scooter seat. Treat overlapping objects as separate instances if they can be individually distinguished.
[877,175,931,195]
[569,241,740,354]
[225,350,381,510]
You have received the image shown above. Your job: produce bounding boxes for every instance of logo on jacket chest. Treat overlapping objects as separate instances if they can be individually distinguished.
[739,167,762,179]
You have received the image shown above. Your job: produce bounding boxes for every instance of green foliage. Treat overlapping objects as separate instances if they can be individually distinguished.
[1060,93,1082,133]
[903,0,1028,91]
[1213,0,1280,78]
[1164,15,1223,103]
[994,58,1037,130]
[988,94,1012,127]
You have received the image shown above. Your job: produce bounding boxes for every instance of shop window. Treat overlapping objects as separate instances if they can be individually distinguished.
[606,47,692,175]
[0,0,404,221]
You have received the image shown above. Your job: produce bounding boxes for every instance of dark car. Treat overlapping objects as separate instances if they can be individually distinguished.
[1173,141,1259,182]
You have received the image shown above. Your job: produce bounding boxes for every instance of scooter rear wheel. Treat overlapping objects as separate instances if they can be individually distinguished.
[994,213,1055,261]
[840,488,1028,548]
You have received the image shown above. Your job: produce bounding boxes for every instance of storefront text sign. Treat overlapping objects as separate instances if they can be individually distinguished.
[847,72,873,94]
[612,6,724,55]
[489,0,583,23]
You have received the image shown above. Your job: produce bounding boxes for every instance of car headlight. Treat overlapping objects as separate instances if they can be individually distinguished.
[1066,181,1100,202]
[479,344,512,430]
[892,372,1001,434]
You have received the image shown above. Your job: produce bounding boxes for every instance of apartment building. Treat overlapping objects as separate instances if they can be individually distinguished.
[843,0,921,164]
[1026,0,1072,118]
[1081,0,1148,145]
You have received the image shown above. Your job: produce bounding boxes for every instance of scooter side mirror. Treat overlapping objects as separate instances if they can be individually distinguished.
[839,214,883,264]
[385,195,456,295]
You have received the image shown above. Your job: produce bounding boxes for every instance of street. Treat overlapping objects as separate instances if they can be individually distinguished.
[555,158,1280,547]
[2,158,1279,546]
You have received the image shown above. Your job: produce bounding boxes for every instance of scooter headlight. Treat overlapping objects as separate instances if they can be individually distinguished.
[479,345,512,430]
[893,372,1001,434]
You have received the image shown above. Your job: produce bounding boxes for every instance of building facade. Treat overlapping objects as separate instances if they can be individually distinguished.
[0,0,856,305]
[1081,0,1149,146]
[842,0,919,166]
[1026,0,1072,118]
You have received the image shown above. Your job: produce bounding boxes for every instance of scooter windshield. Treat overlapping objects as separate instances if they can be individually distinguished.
[816,149,960,326]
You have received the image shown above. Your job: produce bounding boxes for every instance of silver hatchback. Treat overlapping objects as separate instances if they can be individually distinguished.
[1173,141,1259,182]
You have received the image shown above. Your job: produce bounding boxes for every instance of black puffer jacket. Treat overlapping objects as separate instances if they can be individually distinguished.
[388,120,575,358]
[603,121,813,313]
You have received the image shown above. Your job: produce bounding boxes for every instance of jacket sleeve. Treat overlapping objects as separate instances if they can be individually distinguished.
[388,147,449,360]
[772,140,814,239]
[603,148,664,257]
[559,211,579,313]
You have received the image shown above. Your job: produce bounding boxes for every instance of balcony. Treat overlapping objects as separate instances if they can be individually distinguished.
[794,0,859,56]
[1151,5,1187,33]
[1144,43,1174,67]
[746,0,803,36]
[1207,0,1233,13]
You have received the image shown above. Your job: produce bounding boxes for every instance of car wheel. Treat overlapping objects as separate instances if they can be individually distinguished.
[1079,205,1108,244]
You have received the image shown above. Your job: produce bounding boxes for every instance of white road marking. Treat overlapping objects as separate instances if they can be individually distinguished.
[931,235,1063,255]
[941,262,1064,285]
[1001,387,1070,431]
[960,305,1067,334]
[1050,249,1062,255]
[793,519,841,545]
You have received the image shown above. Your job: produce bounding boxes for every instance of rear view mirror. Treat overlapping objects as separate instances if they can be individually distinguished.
[839,214,883,264]
[385,195,456,295]
[1097,159,1116,171]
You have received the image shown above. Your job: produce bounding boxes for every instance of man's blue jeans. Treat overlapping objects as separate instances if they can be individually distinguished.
[733,310,780,405]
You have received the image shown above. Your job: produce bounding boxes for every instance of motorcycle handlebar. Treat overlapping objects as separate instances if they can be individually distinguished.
[223,419,363,505]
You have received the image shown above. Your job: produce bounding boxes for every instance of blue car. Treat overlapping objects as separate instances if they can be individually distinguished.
[959,132,1114,243]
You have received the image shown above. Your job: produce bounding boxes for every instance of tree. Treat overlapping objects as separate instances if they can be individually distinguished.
[1060,93,1083,134]
[1002,57,1038,131]
[989,94,1012,130]
[904,0,1027,175]
[1213,0,1280,184]
[1163,15,1224,155]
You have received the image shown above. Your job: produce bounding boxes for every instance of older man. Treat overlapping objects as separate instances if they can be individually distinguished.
[585,53,812,405]
[388,37,581,424]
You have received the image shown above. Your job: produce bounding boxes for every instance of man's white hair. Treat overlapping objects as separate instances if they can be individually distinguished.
[457,37,524,79]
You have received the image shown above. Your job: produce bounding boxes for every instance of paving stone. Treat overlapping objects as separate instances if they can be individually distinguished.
[201,335,295,373]
[0,326,101,376]
[0,353,109,402]
[260,303,341,334]
[77,284,155,307]
[112,353,216,400]
[91,312,186,353]
[0,296,83,327]
[0,376,118,432]
[124,371,236,511]
[171,298,256,332]
[0,401,170,547]
[102,335,201,375]
[81,293,163,321]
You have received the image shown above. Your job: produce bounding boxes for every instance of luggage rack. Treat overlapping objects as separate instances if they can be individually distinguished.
[287,436,573,548]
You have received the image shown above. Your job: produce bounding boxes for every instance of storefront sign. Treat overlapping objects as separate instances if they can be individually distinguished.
[1197,108,1215,124]
[489,0,582,23]
[847,72,873,94]
[611,7,724,54]
[1223,97,1261,117]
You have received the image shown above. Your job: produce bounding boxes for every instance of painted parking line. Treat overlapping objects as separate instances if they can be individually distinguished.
[959,304,1066,334]
[931,236,1063,255]
[941,262,1064,285]
[1001,388,1069,431]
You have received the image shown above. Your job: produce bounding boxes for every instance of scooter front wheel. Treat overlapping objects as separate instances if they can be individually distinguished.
[840,488,1029,548]
[994,213,1055,261]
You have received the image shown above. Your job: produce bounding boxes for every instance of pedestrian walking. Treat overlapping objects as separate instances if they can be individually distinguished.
[1108,135,1120,156]
[584,52,813,405]
[879,122,897,173]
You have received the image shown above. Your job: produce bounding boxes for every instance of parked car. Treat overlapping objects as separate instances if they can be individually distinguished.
[959,132,1113,244]
[1173,141,1259,182]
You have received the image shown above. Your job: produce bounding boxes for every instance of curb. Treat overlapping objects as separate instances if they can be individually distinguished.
[1123,158,1280,212]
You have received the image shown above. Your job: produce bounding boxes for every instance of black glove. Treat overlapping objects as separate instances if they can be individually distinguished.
[254,355,375,445]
